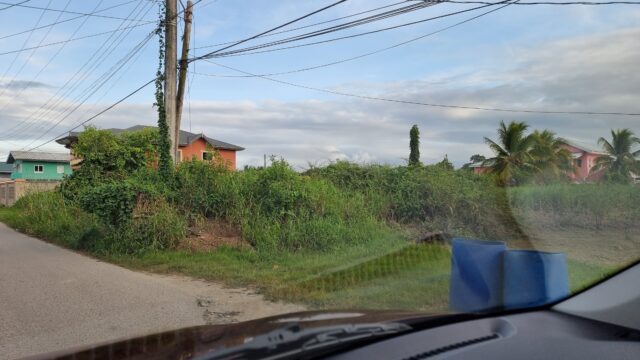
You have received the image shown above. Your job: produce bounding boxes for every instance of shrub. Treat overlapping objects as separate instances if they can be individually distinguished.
[87,196,187,255]
[6,191,103,249]
[79,182,136,226]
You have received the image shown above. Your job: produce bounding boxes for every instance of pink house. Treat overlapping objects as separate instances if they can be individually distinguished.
[559,139,607,183]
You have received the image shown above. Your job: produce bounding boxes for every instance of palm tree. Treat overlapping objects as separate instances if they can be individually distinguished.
[483,121,535,186]
[529,130,573,183]
[592,129,640,183]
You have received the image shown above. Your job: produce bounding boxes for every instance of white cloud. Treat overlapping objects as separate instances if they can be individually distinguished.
[1,27,639,167]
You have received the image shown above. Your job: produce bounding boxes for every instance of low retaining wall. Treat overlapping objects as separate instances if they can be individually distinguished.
[0,180,61,207]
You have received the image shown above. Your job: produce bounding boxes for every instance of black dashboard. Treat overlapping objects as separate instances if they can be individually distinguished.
[327,310,640,360]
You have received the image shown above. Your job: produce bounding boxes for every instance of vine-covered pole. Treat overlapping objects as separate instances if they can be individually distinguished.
[176,0,193,158]
[165,0,178,163]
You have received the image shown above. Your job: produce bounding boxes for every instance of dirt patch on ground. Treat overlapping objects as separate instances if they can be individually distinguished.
[178,219,252,252]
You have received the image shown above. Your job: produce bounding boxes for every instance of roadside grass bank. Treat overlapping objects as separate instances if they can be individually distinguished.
[0,126,633,312]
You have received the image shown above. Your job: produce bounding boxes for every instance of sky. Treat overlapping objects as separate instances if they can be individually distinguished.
[0,0,639,169]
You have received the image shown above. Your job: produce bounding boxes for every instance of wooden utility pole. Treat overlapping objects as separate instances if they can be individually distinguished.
[175,0,193,159]
[165,0,178,163]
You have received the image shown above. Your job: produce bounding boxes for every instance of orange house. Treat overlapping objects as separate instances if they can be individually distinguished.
[56,125,244,170]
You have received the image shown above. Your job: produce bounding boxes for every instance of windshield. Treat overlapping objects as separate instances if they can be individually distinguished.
[0,0,639,358]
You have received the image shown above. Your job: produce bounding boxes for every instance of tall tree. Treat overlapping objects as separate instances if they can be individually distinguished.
[409,124,421,166]
[529,130,572,183]
[592,129,640,183]
[483,121,535,186]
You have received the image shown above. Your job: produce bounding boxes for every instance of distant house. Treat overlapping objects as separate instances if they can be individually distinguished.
[469,164,490,175]
[55,125,245,170]
[559,139,607,183]
[7,151,72,181]
[0,162,13,180]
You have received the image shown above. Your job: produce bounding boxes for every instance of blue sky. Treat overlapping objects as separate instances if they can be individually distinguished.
[0,0,639,168]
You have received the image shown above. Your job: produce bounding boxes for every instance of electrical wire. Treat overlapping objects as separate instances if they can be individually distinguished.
[0,21,156,57]
[0,0,140,41]
[198,60,640,117]
[434,1,640,5]
[0,0,152,21]
[195,0,502,60]
[8,0,206,146]
[194,0,414,50]
[28,79,155,151]
[196,0,520,78]
[0,0,53,102]
[0,0,72,113]
[0,0,30,11]
[191,0,350,61]
[2,0,152,140]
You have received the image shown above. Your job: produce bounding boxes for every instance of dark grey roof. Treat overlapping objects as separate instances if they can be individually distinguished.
[7,151,70,164]
[56,125,244,151]
[0,162,13,173]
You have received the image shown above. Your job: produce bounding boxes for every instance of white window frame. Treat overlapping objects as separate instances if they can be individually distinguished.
[57,165,64,174]
[177,149,183,162]
[34,164,44,173]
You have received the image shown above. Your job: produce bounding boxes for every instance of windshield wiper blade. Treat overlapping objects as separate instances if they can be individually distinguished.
[196,322,412,360]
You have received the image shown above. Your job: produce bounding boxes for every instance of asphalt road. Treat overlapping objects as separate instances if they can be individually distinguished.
[0,223,302,359]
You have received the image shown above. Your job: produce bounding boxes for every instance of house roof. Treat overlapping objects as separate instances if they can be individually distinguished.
[561,138,608,155]
[0,162,13,173]
[55,125,245,151]
[6,151,70,164]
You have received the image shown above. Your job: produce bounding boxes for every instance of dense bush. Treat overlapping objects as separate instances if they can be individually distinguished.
[86,196,186,255]
[5,192,103,249]
[80,182,136,226]
[305,161,519,239]
[175,159,390,252]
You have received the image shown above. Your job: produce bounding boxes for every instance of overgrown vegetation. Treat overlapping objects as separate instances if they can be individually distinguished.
[0,124,634,311]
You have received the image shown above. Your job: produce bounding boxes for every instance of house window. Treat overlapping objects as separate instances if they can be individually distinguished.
[34,165,44,173]
[57,165,64,174]
[177,149,183,162]
[575,159,583,168]
[202,151,214,161]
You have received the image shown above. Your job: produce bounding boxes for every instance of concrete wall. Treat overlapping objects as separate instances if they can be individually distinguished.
[0,180,61,207]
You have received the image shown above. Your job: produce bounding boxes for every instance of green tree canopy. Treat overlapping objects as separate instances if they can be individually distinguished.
[483,121,535,186]
[592,129,640,183]
[409,124,421,166]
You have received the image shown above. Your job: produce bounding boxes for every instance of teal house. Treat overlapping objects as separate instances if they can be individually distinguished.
[7,151,72,181]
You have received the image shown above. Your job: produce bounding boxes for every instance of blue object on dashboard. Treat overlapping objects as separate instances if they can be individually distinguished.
[502,250,569,309]
[449,238,507,312]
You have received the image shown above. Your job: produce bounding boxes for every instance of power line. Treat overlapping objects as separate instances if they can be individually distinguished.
[0,0,140,41]
[8,0,205,145]
[0,0,73,113]
[191,0,350,61]
[198,60,640,117]
[0,0,30,11]
[0,0,153,21]
[0,21,155,57]
[194,0,413,50]
[206,1,440,59]
[28,79,155,151]
[434,1,640,5]
[2,0,152,140]
[0,0,53,103]
[194,1,503,60]
[196,0,520,78]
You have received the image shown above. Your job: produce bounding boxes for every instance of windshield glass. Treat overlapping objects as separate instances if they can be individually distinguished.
[0,0,639,358]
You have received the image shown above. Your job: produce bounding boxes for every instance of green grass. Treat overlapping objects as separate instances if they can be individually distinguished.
[106,239,613,312]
